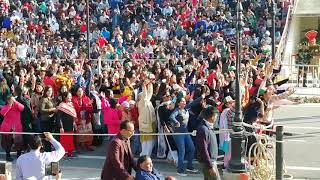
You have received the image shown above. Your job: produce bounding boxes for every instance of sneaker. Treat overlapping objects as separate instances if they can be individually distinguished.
[177,172,188,177]
[186,168,199,173]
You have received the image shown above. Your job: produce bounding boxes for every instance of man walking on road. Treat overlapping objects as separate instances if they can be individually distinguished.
[16,132,65,180]
[196,106,220,180]
[101,120,136,180]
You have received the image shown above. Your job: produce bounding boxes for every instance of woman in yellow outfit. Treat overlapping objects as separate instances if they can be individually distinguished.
[120,78,134,101]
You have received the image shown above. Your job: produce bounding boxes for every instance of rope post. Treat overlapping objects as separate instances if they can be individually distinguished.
[228,0,247,173]
[86,0,90,62]
[276,126,284,180]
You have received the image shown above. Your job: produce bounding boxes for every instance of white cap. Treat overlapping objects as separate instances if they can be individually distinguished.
[121,101,130,108]
[113,72,120,79]
[129,100,136,105]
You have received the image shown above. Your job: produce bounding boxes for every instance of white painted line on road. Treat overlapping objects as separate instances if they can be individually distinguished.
[62,166,99,170]
[285,126,320,130]
[287,166,320,171]
[286,139,306,142]
[279,103,320,107]
[77,155,105,160]
[61,178,99,180]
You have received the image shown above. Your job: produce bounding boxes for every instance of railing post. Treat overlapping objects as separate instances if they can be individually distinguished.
[276,126,284,180]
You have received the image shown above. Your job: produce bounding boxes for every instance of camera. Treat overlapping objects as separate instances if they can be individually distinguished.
[45,162,60,176]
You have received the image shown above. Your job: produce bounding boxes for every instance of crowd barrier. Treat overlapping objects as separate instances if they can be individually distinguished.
[0,122,285,137]
[0,130,230,136]
[282,64,320,87]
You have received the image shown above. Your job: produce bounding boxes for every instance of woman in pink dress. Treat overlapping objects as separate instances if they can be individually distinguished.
[101,94,122,135]
[0,95,24,161]
[101,89,128,136]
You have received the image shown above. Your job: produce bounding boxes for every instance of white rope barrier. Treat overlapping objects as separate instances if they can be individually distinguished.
[242,122,275,132]
[1,122,312,140]
[0,129,233,136]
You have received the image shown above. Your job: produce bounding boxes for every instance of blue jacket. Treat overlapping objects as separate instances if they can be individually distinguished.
[195,20,208,30]
[135,169,164,180]
[169,96,203,133]
[2,17,11,29]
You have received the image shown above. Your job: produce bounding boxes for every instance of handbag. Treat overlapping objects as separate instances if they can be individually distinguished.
[92,111,101,129]
[156,126,167,158]
[77,120,93,143]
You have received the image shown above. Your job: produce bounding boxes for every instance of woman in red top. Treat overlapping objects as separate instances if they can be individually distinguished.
[72,87,94,152]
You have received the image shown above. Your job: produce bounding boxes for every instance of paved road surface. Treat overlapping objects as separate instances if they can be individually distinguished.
[275,104,320,180]
[2,104,320,179]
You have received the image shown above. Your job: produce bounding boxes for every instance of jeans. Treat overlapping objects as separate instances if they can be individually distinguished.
[173,134,195,173]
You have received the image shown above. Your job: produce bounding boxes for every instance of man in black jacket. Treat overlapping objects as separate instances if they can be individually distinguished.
[196,106,219,180]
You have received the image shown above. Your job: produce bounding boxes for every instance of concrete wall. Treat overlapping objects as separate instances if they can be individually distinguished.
[298,17,319,39]
[292,16,301,53]
[292,16,320,52]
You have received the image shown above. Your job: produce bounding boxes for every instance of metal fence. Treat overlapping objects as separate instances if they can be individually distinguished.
[282,63,320,96]
[275,0,294,65]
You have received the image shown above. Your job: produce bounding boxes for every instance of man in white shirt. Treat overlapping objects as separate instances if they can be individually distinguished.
[130,20,140,35]
[16,41,29,61]
[162,4,173,17]
[16,132,65,180]
[144,42,154,55]
[159,27,168,40]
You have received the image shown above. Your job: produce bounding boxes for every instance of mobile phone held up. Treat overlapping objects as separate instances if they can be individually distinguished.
[45,162,60,176]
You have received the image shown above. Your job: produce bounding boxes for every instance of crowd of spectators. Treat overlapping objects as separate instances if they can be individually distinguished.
[0,0,294,177]
[0,0,291,62]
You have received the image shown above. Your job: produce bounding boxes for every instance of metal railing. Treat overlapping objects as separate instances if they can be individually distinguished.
[275,0,294,65]
[282,63,320,96]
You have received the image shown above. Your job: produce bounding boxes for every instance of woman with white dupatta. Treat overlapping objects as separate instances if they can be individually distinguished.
[138,79,157,156]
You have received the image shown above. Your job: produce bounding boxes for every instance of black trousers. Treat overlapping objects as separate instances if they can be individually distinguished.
[298,66,307,86]
[92,126,103,146]
[40,120,54,152]
[1,135,23,152]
